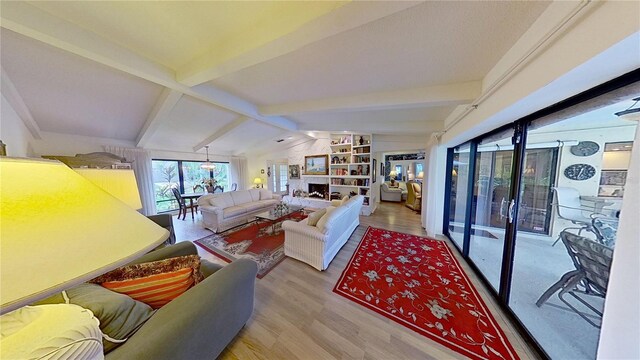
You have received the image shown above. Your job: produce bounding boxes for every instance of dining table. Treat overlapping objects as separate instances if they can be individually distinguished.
[180,193,205,219]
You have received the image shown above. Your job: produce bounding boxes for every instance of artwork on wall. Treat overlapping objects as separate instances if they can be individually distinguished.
[289,164,300,179]
[598,170,627,197]
[304,154,329,175]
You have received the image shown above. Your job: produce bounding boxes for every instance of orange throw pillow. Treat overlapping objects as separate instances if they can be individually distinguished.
[90,255,204,309]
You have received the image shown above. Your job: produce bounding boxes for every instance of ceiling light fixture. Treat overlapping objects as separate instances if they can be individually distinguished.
[201,145,216,170]
[614,97,640,121]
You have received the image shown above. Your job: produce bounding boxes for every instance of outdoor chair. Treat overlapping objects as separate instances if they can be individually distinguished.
[591,214,619,248]
[551,187,598,246]
[536,230,612,328]
[231,183,238,191]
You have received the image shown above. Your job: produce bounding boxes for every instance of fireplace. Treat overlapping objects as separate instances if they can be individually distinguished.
[308,183,329,199]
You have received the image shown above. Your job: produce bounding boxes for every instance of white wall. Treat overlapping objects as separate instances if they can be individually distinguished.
[0,94,34,157]
[597,124,640,360]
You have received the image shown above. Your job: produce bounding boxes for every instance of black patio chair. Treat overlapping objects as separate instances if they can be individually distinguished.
[536,230,612,328]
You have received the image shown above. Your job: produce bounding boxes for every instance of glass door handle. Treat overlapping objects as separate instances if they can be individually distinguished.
[508,199,516,223]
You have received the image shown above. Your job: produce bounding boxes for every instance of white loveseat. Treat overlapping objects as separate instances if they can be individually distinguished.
[282,195,364,270]
[197,189,281,232]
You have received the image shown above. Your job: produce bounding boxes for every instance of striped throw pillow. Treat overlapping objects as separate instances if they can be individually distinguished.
[91,255,204,309]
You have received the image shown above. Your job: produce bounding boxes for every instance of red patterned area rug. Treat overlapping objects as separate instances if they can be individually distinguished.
[333,227,519,360]
[194,211,307,278]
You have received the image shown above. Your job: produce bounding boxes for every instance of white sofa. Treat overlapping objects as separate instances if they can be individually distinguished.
[380,181,407,202]
[282,195,364,270]
[197,189,281,232]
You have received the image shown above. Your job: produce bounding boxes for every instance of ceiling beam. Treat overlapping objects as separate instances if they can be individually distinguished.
[1,67,42,139]
[298,118,444,136]
[0,1,298,133]
[136,89,182,148]
[192,116,250,152]
[260,81,481,116]
[176,1,422,87]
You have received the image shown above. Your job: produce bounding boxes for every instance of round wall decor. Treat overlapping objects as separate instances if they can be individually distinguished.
[564,164,596,181]
[570,141,599,157]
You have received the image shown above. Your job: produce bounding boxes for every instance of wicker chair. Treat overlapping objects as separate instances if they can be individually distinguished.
[536,230,612,327]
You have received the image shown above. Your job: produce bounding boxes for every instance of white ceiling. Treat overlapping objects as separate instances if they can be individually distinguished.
[211,1,549,105]
[1,29,164,141]
[0,1,554,157]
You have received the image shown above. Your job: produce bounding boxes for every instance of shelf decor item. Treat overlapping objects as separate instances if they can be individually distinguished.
[304,154,329,175]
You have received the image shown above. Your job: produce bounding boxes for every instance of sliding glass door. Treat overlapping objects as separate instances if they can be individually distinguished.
[443,72,639,359]
[468,128,515,291]
[446,143,472,250]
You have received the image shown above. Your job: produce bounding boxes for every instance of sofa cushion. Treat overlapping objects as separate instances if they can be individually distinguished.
[316,206,336,233]
[248,189,261,202]
[230,191,252,206]
[307,208,326,227]
[239,202,264,212]
[258,199,278,207]
[209,193,234,208]
[90,255,204,309]
[340,195,349,205]
[259,189,273,200]
[223,205,247,218]
[32,283,155,353]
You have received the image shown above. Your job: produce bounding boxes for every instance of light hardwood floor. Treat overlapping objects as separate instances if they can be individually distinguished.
[172,202,539,360]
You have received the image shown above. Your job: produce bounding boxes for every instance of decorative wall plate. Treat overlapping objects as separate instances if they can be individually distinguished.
[564,164,596,181]
[570,141,600,157]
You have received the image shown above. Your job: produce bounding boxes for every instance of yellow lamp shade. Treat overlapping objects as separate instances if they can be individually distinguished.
[417,171,424,179]
[75,169,142,210]
[0,158,168,314]
[253,177,263,184]
[389,171,398,178]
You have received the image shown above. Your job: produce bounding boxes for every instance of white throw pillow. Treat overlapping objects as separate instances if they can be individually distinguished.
[260,189,273,200]
[316,206,336,233]
[1,304,104,360]
[306,208,326,226]
[340,195,349,205]
[248,189,261,202]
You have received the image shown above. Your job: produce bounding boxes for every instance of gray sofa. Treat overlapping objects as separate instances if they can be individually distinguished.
[105,242,257,360]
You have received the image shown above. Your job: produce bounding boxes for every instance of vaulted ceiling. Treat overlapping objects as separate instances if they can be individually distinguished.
[0,1,550,156]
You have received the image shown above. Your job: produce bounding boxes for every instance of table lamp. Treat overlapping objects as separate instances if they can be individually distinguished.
[417,171,424,182]
[253,177,263,188]
[74,168,142,210]
[0,158,168,314]
[389,170,398,186]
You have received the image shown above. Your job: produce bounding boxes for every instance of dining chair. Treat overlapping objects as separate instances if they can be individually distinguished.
[213,185,224,193]
[171,187,197,220]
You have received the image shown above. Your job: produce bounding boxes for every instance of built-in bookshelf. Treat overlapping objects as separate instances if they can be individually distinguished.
[329,133,376,215]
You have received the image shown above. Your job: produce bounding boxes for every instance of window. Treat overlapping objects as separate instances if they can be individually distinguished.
[152,159,230,212]
[269,162,288,194]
